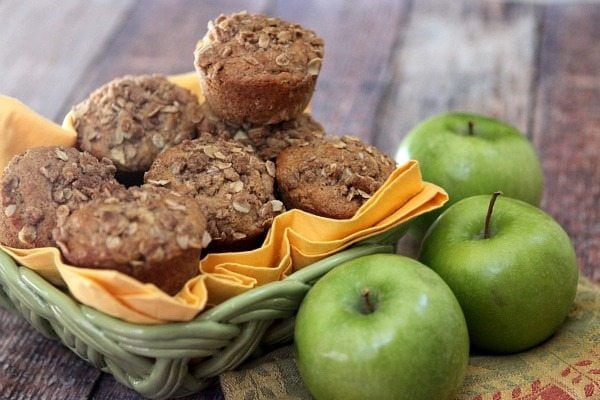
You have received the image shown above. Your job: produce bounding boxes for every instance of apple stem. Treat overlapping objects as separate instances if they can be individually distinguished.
[468,120,475,136]
[361,288,375,314]
[484,191,502,239]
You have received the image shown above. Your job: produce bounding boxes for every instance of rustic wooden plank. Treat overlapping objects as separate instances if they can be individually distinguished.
[0,310,99,399]
[532,4,600,284]
[375,0,539,155]
[0,0,135,121]
[273,0,408,143]
[56,0,273,123]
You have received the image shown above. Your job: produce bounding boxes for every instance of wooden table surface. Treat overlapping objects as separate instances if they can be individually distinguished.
[1,1,598,399]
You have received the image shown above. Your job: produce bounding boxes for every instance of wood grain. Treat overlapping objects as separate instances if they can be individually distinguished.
[375,0,539,155]
[0,311,99,399]
[56,0,273,123]
[274,0,408,143]
[0,0,135,121]
[533,4,600,284]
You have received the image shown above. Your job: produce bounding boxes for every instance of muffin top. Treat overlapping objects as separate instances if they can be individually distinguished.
[72,74,204,172]
[195,11,324,83]
[0,146,121,248]
[145,138,284,249]
[276,136,396,219]
[197,104,326,161]
[53,185,209,295]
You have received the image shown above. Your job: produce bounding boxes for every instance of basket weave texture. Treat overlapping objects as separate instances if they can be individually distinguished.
[0,242,393,399]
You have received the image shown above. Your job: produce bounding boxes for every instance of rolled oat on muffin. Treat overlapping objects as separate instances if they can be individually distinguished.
[144,137,284,251]
[0,146,122,249]
[53,185,209,296]
[197,102,326,161]
[71,74,204,175]
[194,11,324,125]
[276,136,396,219]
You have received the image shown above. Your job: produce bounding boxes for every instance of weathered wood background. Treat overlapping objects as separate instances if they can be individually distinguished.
[0,0,598,398]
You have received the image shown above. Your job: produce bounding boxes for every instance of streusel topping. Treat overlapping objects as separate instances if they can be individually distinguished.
[195,11,324,81]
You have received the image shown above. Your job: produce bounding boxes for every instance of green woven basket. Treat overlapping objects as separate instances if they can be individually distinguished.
[0,239,396,399]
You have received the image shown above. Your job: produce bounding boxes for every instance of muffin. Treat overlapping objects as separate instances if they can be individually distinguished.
[53,185,209,296]
[0,146,122,248]
[71,74,204,178]
[145,138,284,250]
[194,11,324,125]
[276,136,396,219]
[197,103,326,160]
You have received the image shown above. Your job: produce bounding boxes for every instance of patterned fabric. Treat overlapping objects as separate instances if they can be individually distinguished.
[220,277,600,400]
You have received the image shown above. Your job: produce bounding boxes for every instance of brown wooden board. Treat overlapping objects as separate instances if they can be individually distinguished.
[375,1,539,154]
[274,0,409,143]
[0,312,100,398]
[0,0,135,121]
[533,4,600,285]
[55,0,273,124]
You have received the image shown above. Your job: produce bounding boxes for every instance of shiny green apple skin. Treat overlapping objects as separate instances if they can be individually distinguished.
[396,112,544,235]
[419,195,578,354]
[294,254,469,400]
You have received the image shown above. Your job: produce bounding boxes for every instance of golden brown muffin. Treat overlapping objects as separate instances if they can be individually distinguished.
[194,11,324,125]
[144,138,284,251]
[0,146,122,248]
[71,74,204,175]
[53,185,209,296]
[276,136,396,219]
[197,102,326,161]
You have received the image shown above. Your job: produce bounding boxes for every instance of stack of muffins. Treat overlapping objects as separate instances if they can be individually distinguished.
[0,11,396,295]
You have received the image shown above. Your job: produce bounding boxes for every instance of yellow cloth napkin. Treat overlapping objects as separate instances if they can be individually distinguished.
[0,96,77,168]
[0,73,447,324]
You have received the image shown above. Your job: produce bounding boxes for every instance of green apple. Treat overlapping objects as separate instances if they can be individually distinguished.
[419,193,578,354]
[396,112,544,236]
[294,254,469,400]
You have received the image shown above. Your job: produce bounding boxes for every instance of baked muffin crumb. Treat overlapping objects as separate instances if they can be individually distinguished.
[0,146,122,249]
[53,185,208,295]
[194,11,324,125]
[72,74,204,174]
[197,103,326,160]
[145,137,284,250]
[276,136,396,219]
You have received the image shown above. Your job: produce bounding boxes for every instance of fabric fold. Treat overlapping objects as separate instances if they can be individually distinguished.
[0,95,76,173]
